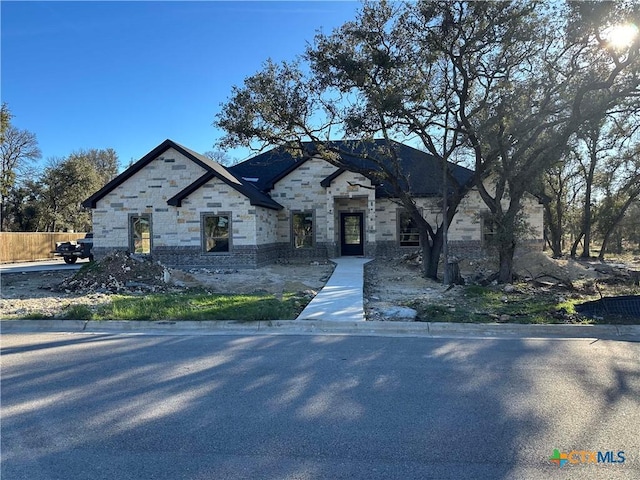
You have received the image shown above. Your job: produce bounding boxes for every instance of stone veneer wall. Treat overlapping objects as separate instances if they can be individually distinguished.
[270,157,337,247]
[92,148,207,251]
[91,147,280,268]
[178,178,278,247]
[270,156,377,255]
[325,171,376,251]
[279,243,331,261]
[375,190,543,246]
[374,187,544,260]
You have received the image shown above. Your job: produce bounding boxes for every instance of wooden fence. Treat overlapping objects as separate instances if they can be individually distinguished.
[0,232,88,263]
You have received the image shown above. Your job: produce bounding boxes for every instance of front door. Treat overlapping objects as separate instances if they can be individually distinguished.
[340,212,364,256]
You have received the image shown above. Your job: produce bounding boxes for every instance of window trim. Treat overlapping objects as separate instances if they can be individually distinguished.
[128,213,152,254]
[397,209,421,247]
[201,212,232,254]
[291,210,315,249]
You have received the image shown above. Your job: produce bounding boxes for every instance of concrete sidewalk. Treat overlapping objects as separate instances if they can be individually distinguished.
[296,257,371,322]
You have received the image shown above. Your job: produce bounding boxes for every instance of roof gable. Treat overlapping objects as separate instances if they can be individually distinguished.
[167,171,283,210]
[82,139,281,210]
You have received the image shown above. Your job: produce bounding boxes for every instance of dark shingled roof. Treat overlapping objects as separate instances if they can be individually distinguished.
[83,139,282,210]
[84,139,475,212]
[229,139,475,198]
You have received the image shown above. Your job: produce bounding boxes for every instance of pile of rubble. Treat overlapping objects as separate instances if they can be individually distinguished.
[56,251,178,294]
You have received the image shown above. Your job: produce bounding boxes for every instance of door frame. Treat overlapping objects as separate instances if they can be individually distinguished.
[340,212,364,256]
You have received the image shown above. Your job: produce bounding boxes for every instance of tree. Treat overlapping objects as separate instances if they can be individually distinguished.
[216,1,477,280]
[618,200,640,251]
[216,0,640,282]
[38,153,107,232]
[0,104,42,230]
[67,148,119,186]
[442,1,640,281]
[0,103,10,140]
[204,150,236,167]
[542,153,583,258]
[4,179,45,231]
[595,142,640,259]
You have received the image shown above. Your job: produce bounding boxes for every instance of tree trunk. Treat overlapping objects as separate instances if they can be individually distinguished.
[0,203,5,231]
[597,195,638,260]
[615,228,623,254]
[580,145,598,258]
[445,260,462,284]
[498,238,516,284]
[581,197,592,258]
[420,228,444,281]
[551,235,563,258]
[570,232,583,258]
[543,204,561,257]
[599,236,610,261]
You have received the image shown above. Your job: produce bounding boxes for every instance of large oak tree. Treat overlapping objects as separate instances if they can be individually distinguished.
[216,1,640,282]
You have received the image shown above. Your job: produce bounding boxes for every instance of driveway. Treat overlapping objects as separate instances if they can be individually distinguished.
[0,259,89,274]
[2,333,638,479]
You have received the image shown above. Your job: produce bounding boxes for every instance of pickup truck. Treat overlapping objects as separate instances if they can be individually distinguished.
[51,232,94,264]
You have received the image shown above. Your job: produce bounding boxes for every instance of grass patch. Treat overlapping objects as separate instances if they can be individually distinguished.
[94,291,306,321]
[409,284,613,324]
[61,304,94,320]
[20,312,53,320]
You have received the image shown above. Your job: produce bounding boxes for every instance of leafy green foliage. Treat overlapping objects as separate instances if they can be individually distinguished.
[3,147,120,232]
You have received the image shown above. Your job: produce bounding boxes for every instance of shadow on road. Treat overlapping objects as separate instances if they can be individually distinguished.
[1,334,638,479]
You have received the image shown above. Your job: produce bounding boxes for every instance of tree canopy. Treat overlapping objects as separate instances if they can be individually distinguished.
[1,104,42,230]
[216,0,640,282]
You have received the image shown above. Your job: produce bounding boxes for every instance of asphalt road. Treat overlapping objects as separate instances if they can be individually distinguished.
[0,259,89,274]
[1,333,638,480]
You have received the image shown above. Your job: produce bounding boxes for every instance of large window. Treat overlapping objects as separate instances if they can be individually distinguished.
[398,211,420,247]
[129,214,151,254]
[292,211,314,248]
[203,214,230,253]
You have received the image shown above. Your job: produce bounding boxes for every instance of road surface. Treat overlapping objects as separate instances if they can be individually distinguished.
[1,333,638,479]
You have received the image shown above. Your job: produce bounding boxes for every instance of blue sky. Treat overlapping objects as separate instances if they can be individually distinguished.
[1,0,360,169]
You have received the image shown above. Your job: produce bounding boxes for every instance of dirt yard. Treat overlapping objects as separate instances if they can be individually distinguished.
[1,250,638,321]
[365,250,640,322]
[0,255,335,319]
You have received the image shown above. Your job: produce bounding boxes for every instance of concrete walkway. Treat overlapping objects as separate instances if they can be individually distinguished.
[296,257,371,322]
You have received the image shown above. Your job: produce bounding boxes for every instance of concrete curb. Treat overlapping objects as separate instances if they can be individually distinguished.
[1,319,639,340]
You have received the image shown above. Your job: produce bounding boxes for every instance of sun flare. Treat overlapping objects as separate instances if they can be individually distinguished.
[605,23,639,49]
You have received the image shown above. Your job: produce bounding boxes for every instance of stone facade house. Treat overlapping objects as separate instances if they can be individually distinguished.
[83,139,544,268]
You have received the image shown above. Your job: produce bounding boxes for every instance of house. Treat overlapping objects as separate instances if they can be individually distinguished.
[83,139,544,268]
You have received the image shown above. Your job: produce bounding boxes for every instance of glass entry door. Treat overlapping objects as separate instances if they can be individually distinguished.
[340,212,364,256]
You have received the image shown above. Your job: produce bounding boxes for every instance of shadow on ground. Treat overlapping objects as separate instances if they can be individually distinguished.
[2,333,638,479]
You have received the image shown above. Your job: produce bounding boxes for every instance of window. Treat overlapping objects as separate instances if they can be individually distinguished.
[129,215,151,254]
[482,213,497,244]
[203,214,230,253]
[398,211,420,247]
[292,211,314,248]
